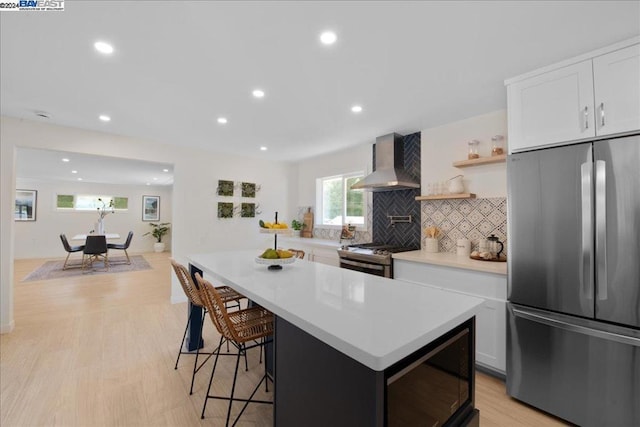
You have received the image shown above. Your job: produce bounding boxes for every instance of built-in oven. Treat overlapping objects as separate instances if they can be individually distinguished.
[386,319,477,426]
[339,257,391,278]
[338,243,418,279]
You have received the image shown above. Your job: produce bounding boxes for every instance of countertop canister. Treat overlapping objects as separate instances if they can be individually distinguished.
[457,238,471,256]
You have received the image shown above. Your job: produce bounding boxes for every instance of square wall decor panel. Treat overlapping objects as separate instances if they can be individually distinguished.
[217,202,234,218]
[217,180,234,197]
[241,203,256,218]
[241,182,256,198]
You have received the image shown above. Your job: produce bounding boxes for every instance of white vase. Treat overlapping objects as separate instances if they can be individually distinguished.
[153,242,165,253]
[97,219,105,234]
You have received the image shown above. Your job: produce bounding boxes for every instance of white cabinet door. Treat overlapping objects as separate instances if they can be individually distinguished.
[311,247,339,267]
[476,298,506,373]
[593,44,640,136]
[508,60,595,153]
[394,260,507,374]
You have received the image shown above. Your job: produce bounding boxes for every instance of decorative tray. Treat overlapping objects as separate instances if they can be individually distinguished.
[470,254,507,263]
[259,228,292,235]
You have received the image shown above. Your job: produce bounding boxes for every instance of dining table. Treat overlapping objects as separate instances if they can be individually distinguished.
[72,233,120,241]
[187,249,484,426]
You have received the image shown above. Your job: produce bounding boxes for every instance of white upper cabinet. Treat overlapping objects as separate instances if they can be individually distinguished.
[593,44,640,135]
[506,38,640,153]
[507,60,595,153]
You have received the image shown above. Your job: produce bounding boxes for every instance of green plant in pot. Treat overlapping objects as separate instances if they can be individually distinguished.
[143,222,171,252]
[291,219,304,236]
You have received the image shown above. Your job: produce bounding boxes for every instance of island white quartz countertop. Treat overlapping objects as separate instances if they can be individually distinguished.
[393,250,507,275]
[188,250,484,371]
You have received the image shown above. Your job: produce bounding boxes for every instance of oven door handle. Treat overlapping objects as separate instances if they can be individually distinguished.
[340,259,385,271]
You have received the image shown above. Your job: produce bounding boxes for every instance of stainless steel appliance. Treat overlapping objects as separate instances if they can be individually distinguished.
[387,319,476,426]
[350,133,420,192]
[506,134,640,427]
[338,243,419,278]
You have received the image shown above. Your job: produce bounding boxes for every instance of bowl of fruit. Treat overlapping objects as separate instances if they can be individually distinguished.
[256,248,296,270]
[258,220,292,234]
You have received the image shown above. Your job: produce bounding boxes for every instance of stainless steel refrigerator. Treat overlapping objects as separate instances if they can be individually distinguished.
[506,134,640,427]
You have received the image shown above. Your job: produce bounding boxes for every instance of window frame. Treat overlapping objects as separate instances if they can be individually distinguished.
[55,194,129,212]
[315,171,368,230]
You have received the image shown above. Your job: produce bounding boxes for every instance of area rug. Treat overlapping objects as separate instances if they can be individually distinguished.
[21,255,152,282]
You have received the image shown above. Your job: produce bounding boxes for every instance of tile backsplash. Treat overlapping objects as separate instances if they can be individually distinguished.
[299,204,373,244]
[421,197,507,253]
[372,132,421,248]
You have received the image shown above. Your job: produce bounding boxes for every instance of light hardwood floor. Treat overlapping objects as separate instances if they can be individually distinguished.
[2,252,568,426]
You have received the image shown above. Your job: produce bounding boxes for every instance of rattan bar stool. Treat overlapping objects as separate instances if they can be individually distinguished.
[195,273,274,427]
[287,248,305,259]
[170,259,245,395]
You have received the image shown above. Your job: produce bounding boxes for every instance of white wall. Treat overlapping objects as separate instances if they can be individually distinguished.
[1,116,291,333]
[421,110,508,198]
[294,142,372,215]
[13,178,173,259]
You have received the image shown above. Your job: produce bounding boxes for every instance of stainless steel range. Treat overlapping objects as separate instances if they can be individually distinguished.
[337,243,419,278]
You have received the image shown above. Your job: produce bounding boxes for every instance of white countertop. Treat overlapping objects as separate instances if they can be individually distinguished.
[393,250,507,275]
[188,250,484,371]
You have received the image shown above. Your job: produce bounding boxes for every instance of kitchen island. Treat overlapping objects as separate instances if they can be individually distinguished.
[188,250,484,426]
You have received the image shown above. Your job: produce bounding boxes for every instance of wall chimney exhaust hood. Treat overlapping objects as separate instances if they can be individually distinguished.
[351,133,420,192]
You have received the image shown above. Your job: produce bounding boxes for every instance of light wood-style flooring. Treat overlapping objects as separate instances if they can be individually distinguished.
[2,252,568,426]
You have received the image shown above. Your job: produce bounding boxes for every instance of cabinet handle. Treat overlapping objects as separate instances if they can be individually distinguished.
[584,106,589,130]
[600,102,605,127]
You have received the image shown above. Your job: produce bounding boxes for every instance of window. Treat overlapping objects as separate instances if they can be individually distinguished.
[316,172,366,227]
[56,194,128,211]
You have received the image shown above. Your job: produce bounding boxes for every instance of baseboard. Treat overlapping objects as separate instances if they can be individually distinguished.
[476,362,506,380]
[0,319,15,334]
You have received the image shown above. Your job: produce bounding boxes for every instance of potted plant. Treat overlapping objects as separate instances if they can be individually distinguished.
[143,222,171,252]
[291,219,304,237]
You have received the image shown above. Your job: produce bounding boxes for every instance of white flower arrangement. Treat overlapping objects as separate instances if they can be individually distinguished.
[97,198,115,220]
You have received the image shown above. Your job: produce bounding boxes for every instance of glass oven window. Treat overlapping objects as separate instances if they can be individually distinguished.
[386,328,471,426]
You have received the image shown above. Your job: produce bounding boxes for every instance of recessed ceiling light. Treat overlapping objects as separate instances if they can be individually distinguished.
[217,117,228,124]
[94,41,114,55]
[62,158,70,162]
[252,89,265,98]
[71,170,78,174]
[260,146,268,151]
[146,183,151,186]
[99,115,111,122]
[153,177,158,181]
[162,169,169,172]
[320,31,337,45]
[77,178,83,181]
[351,105,363,113]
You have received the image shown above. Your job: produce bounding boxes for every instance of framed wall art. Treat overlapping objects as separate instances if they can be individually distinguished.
[15,189,37,221]
[142,195,160,221]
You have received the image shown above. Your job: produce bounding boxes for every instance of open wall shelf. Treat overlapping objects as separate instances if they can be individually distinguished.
[453,154,506,168]
[415,193,477,201]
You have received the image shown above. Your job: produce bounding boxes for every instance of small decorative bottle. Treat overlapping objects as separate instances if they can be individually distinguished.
[491,135,505,156]
[467,140,480,159]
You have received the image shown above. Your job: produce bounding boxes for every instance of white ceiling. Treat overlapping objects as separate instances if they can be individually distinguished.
[16,147,174,186]
[2,1,639,183]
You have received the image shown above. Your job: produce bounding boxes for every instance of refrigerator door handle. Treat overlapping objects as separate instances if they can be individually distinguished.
[512,306,640,347]
[595,160,608,300]
[580,161,594,299]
